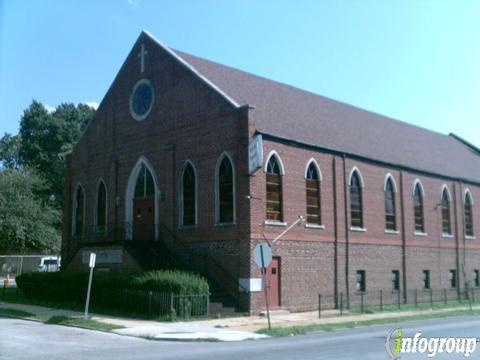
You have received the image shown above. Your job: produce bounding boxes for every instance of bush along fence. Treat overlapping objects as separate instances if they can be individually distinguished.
[318,288,480,318]
[14,270,210,320]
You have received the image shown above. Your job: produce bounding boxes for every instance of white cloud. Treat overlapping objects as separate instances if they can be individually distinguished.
[127,0,138,7]
[85,101,99,110]
[45,104,55,113]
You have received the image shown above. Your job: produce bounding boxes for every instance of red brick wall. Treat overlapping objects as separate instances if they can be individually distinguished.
[248,138,480,312]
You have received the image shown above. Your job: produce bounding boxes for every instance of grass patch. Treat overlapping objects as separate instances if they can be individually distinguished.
[0,307,35,318]
[45,316,122,332]
[257,308,480,337]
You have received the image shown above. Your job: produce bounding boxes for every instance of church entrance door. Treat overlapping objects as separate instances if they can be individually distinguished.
[133,196,155,241]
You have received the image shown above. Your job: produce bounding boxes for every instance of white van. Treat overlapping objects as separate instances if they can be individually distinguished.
[38,257,61,272]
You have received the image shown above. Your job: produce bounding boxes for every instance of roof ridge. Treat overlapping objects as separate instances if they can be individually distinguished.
[142,30,241,109]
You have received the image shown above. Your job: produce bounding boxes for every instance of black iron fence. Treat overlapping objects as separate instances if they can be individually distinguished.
[7,281,209,320]
[318,288,480,318]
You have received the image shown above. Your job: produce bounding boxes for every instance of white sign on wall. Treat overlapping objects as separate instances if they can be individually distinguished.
[238,278,262,292]
[82,250,123,264]
[249,134,263,174]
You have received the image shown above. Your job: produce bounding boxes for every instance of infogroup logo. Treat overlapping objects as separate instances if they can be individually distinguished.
[385,328,478,358]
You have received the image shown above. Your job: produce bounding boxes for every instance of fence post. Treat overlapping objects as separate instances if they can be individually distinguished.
[380,290,383,312]
[170,292,174,320]
[414,289,418,307]
[340,292,343,316]
[397,289,401,310]
[206,293,210,318]
[148,291,153,316]
[360,292,364,314]
[444,288,447,305]
[430,289,433,308]
[318,294,322,318]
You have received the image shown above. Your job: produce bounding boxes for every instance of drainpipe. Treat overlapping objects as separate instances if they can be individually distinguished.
[342,155,350,307]
[452,182,461,299]
[332,156,339,308]
[399,171,407,303]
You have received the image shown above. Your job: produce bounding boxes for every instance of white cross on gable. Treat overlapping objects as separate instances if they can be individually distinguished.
[138,43,148,73]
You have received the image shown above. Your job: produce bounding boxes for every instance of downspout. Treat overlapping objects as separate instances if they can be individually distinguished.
[459,182,467,296]
[332,156,339,308]
[399,171,407,303]
[452,182,461,299]
[342,155,350,307]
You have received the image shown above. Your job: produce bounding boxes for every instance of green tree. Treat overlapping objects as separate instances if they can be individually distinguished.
[0,133,22,169]
[0,168,61,253]
[18,100,95,207]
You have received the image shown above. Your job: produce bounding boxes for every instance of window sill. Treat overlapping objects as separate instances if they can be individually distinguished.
[305,223,325,230]
[350,227,367,232]
[264,220,287,227]
[442,233,454,239]
[384,229,400,235]
[414,231,428,237]
[466,235,476,240]
[178,225,197,230]
[215,222,236,227]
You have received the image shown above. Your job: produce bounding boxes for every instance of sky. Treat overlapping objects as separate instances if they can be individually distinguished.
[1,0,479,145]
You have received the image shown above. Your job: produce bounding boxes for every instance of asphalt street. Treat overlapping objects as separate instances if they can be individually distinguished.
[1,316,480,359]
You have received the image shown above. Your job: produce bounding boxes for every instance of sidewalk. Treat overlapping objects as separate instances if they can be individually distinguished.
[1,300,478,341]
[0,301,267,341]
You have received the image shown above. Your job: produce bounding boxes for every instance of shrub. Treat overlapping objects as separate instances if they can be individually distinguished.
[130,270,209,295]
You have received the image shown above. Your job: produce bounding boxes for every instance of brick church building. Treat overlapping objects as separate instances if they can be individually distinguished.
[62,30,480,313]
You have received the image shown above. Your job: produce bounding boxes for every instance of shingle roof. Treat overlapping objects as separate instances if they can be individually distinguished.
[170,48,480,183]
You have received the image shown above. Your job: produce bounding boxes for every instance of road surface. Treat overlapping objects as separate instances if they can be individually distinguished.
[1,315,479,359]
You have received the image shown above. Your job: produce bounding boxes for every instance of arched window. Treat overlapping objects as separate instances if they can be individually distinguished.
[305,162,321,224]
[95,180,107,234]
[349,170,363,228]
[465,191,474,237]
[217,155,235,224]
[266,155,283,221]
[181,162,196,226]
[441,187,451,235]
[135,164,155,198]
[73,185,85,238]
[384,177,396,231]
[413,182,425,233]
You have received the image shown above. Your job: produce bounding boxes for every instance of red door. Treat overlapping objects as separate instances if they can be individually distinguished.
[266,257,281,308]
[133,197,155,241]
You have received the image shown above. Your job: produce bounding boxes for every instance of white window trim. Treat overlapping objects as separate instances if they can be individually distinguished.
[264,220,287,226]
[72,183,86,238]
[305,223,325,230]
[129,78,155,121]
[464,188,474,204]
[350,226,367,232]
[125,155,160,240]
[178,160,198,228]
[264,150,285,175]
[385,229,400,235]
[348,166,365,188]
[383,173,398,192]
[215,152,236,225]
[412,179,426,198]
[442,233,455,239]
[304,158,322,180]
[414,231,428,237]
[93,178,108,235]
[440,184,452,202]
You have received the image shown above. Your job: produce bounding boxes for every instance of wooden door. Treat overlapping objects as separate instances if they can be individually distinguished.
[267,257,281,308]
[133,197,155,241]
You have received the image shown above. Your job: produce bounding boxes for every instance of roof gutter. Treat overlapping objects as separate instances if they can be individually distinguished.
[257,131,480,186]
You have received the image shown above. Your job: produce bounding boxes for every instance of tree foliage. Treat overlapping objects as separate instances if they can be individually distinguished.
[17,100,95,207]
[0,168,61,253]
[0,100,95,253]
